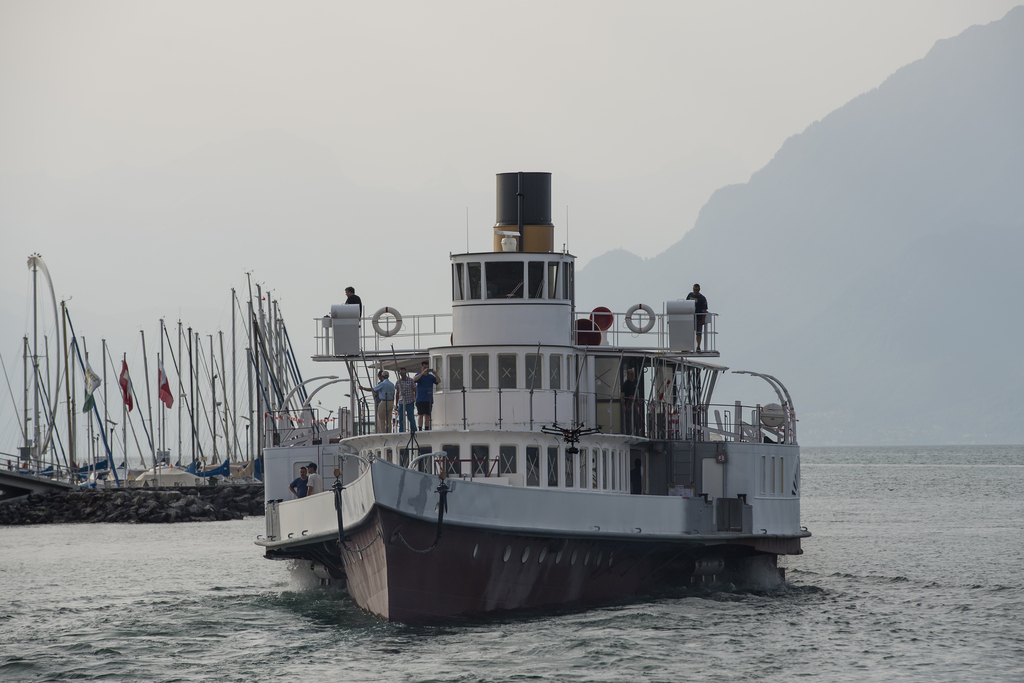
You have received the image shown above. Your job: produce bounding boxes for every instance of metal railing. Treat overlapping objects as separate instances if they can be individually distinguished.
[574,308,718,352]
[314,313,453,356]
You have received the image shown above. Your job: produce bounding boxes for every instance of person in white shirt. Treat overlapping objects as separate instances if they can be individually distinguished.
[306,462,323,496]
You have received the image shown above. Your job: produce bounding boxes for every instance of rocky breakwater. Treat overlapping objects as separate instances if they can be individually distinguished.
[0,485,265,525]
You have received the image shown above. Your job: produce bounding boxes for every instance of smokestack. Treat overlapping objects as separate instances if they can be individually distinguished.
[493,172,554,252]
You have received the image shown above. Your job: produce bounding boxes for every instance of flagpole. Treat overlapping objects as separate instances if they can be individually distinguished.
[64,310,116,485]
[122,353,127,484]
[141,329,158,486]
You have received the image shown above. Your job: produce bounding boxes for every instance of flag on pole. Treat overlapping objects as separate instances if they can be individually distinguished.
[119,358,134,412]
[82,359,102,413]
[158,358,174,409]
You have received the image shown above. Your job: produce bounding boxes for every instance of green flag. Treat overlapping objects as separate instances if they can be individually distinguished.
[83,360,101,413]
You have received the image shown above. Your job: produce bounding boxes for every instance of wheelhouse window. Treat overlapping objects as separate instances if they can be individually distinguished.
[529,261,545,298]
[547,262,560,299]
[547,446,559,487]
[526,354,542,390]
[526,446,540,487]
[486,261,524,299]
[563,262,574,301]
[467,263,482,300]
[472,445,490,476]
[448,355,464,391]
[499,445,516,475]
[471,354,489,389]
[498,354,517,389]
[549,354,561,390]
[452,263,464,301]
[443,444,461,476]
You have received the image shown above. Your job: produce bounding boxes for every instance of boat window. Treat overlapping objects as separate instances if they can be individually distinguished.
[498,354,517,389]
[579,448,588,489]
[452,263,464,301]
[778,456,784,495]
[467,263,482,300]
[385,448,392,464]
[602,449,609,490]
[526,354,542,390]
[416,445,432,473]
[443,444,461,476]
[549,355,561,390]
[472,444,489,476]
[449,355,464,391]
[526,446,540,487]
[611,451,616,490]
[471,354,489,389]
[760,456,766,495]
[376,449,382,462]
[486,261,524,299]
[433,356,443,392]
[592,449,599,489]
[770,457,776,495]
[399,447,411,468]
[547,446,559,487]
[529,261,545,298]
[499,445,516,475]
[547,262,560,299]
[564,450,574,487]
[564,261,574,301]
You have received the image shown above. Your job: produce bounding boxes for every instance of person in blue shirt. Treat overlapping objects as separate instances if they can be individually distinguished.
[360,371,394,433]
[413,361,440,431]
[289,466,309,498]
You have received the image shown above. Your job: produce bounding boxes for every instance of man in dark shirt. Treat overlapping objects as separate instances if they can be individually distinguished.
[686,284,709,352]
[345,287,363,317]
[630,458,643,495]
[289,466,309,498]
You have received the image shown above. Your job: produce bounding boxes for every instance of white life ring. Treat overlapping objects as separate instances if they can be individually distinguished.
[371,307,403,337]
[624,303,656,334]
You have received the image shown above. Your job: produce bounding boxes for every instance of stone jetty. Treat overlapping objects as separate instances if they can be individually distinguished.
[0,485,265,525]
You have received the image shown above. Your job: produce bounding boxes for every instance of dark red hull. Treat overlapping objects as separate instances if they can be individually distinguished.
[324,506,792,623]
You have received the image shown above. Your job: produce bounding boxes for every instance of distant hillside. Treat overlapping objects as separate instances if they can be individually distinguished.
[578,7,1024,445]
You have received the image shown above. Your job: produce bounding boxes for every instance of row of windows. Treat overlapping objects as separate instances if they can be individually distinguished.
[761,455,796,496]
[364,444,629,492]
[432,352,574,391]
[453,260,574,301]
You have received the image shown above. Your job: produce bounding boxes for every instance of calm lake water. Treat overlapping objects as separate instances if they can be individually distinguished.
[1,445,1022,682]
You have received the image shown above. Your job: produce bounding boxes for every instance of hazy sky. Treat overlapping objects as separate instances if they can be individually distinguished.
[1,1,1020,458]
[2,1,1019,187]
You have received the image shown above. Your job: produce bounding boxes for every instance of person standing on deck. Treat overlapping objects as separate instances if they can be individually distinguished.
[345,287,363,318]
[359,371,394,433]
[413,362,439,431]
[394,367,417,434]
[306,462,322,496]
[289,467,309,499]
[686,284,709,352]
[621,368,642,436]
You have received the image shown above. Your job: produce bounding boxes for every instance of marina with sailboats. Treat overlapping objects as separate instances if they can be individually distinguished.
[0,255,331,506]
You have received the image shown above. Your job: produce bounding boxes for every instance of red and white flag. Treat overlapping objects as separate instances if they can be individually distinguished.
[158,358,174,409]
[119,358,134,412]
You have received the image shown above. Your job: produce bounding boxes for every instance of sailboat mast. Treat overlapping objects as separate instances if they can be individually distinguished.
[231,288,238,462]
[210,334,217,462]
[219,331,229,462]
[188,327,195,465]
[32,257,40,469]
[177,320,182,465]
[22,336,29,464]
[62,302,72,473]
[141,330,157,478]
[102,339,107,475]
